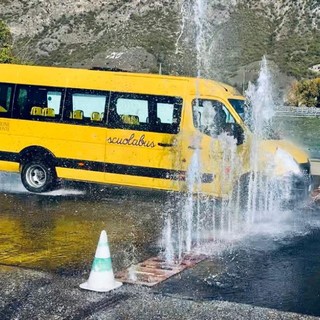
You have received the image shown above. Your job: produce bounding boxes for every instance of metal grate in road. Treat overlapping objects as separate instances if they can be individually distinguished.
[116,254,207,287]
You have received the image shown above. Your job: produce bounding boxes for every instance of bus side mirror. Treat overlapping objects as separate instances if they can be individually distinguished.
[233,124,245,145]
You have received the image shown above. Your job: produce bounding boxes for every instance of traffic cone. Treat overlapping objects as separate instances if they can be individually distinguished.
[80,230,122,292]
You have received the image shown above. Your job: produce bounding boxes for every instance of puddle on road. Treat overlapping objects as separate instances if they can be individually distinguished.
[0,188,166,274]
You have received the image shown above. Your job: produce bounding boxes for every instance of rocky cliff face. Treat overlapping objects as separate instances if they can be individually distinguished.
[0,0,319,89]
[0,0,178,71]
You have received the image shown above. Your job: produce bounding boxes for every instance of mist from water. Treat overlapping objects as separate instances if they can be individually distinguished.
[245,56,279,224]
[162,56,303,262]
[244,57,301,223]
[162,1,304,262]
[0,173,25,193]
[0,173,85,196]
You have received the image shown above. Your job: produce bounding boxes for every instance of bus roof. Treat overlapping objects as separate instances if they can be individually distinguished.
[0,63,243,100]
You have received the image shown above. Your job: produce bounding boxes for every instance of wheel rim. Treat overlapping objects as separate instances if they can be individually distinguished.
[25,164,47,189]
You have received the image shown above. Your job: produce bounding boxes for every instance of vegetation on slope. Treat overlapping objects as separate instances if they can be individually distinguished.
[287,78,320,107]
[208,7,275,81]
[274,32,320,78]
[0,20,17,63]
[213,4,319,81]
[1,1,319,88]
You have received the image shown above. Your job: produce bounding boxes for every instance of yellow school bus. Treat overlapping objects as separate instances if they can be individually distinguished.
[0,64,311,199]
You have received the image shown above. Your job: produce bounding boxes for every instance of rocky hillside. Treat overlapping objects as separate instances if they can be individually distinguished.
[0,0,319,91]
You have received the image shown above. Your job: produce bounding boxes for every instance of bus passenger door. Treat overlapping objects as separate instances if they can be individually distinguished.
[104,92,183,191]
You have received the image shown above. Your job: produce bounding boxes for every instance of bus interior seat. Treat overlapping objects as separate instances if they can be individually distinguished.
[30,106,43,116]
[121,114,139,125]
[91,112,100,122]
[42,108,55,117]
[146,117,161,124]
[100,112,104,120]
[73,110,84,120]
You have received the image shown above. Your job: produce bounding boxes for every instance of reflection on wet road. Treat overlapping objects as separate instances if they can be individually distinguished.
[2,173,320,317]
[157,209,320,316]
[0,173,165,273]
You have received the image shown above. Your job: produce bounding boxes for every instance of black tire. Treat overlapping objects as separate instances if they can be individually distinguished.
[21,160,57,193]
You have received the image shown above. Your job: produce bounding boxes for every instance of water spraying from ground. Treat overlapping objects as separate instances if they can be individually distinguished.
[163,11,306,261]
[243,56,280,223]
[244,57,303,223]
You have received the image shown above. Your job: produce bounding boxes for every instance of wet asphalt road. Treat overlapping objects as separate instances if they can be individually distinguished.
[0,173,166,274]
[158,224,320,316]
[1,173,320,318]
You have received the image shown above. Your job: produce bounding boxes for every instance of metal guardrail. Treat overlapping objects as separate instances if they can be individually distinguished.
[275,106,320,117]
[311,159,320,176]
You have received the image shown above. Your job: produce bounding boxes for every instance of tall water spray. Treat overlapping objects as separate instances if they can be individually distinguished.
[245,56,276,223]
[164,0,210,262]
[193,0,208,77]
[243,57,298,225]
[162,3,299,262]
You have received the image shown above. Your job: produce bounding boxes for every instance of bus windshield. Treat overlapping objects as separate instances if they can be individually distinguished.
[192,99,237,137]
[228,98,281,139]
[228,98,253,130]
[228,99,245,120]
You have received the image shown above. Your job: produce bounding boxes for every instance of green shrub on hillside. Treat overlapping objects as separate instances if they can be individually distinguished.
[0,20,17,63]
[274,32,320,79]
[287,78,320,107]
[217,5,320,81]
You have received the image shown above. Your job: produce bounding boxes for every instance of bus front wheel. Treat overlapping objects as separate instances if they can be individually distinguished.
[21,161,56,193]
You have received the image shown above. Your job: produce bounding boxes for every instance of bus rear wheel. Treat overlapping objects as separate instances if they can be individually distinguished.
[21,161,56,193]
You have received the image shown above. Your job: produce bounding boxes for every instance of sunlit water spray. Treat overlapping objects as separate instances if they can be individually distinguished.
[0,173,25,193]
[0,173,85,196]
[162,0,304,261]
[164,0,222,262]
[162,57,304,262]
[244,57,302,223]
[164,0,210,263]
[245,56,278,223]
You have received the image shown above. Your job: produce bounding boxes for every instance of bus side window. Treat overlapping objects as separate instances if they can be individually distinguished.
[108,94,148,129]
[14,85,64,121]
[192,99,239,138]
[0,83,14,117]
[47,91,62,116]
[63,89,108,126]
[156,98,182,134]
[107,92,182,134]
[16,88,29,118]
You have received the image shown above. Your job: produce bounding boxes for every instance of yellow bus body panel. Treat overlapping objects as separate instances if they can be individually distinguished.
[0,64,310,196]
[0,161,19,172]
